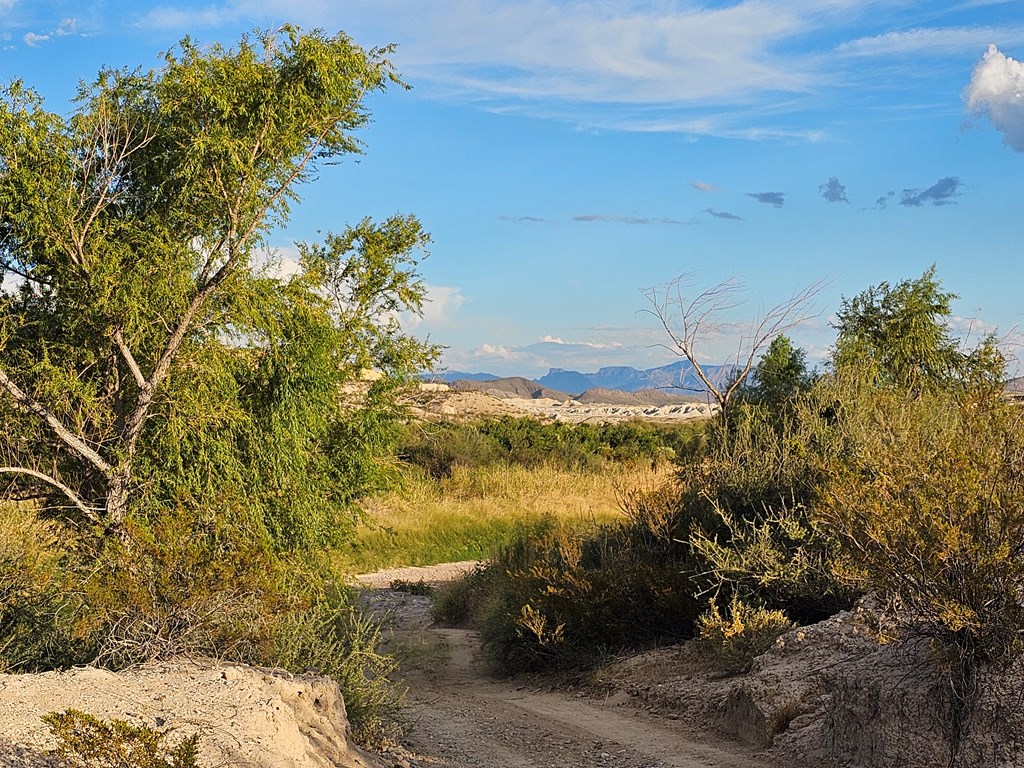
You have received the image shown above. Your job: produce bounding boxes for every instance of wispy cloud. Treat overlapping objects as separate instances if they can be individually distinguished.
[965,44,1024,152]
[899,176,961,206]
[499,214,553,224]
[746,191,786,207]
[703,207,743,221]
[20,17,86,47]
[819,176,849,203]
[837,25,1024,57]
[127,1,1024,139]
[690,180,720,193]
[572,214,690,225]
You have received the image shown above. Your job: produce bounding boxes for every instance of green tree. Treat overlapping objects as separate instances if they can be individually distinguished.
[832,265,1003,393]
[0,28,436,546]
[739,334,813,408]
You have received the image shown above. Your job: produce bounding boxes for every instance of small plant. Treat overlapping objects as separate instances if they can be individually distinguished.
[44,709,202,768]
[698,596,794,674]
[431,565,494,627]
[769,699,808,735]
[388,578,433,596]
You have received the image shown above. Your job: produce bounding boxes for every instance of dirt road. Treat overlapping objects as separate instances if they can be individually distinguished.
[357,566,775,768]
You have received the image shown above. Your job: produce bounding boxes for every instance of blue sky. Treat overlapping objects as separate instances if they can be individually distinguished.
[3,1,1023,378]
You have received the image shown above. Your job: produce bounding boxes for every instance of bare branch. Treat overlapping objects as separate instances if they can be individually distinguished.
[0,466,102,524]
[111,329,147,389]
[643,273,828,418]
[0,366,113,475]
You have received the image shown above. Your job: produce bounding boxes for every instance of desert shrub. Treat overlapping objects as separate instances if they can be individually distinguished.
[397,421,505,478]
[44,709,201,768]
[816,382,1024,667]
[697,595,794,674]
[269,575,403,748]
[679,406,856,624]
[474,508,699,673]
[431,563,498,627]
[75,511,281,668]
[0,506,80,671]
[398,417,705,479]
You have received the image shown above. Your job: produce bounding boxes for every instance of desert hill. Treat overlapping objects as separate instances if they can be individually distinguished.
[449,376,572,402]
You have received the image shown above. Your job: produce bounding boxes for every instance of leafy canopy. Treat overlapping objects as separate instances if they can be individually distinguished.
[0,28,436,549]
[832,265,1003,393]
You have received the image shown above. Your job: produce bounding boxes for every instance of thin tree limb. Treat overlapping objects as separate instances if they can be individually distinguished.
[0,366,113,475]
[0,466,102,523]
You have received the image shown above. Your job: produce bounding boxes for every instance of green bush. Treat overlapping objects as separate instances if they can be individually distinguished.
[681,405,857,624]
[471,508,699,674]
[270,575,403,748]
[431,564,499,627]
[698,595,794,674]
[44,709,202,768]
[397,417,706,478]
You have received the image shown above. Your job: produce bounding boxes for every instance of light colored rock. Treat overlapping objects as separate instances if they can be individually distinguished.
[0,659,381,768]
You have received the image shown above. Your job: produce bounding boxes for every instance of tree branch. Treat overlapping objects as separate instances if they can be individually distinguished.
[0,466,102,523]
[0,366,113,475]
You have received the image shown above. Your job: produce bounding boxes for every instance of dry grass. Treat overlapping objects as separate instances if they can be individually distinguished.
[337,461,671,573]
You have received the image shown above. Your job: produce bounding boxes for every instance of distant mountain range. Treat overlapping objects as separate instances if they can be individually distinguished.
[426,360,734,396]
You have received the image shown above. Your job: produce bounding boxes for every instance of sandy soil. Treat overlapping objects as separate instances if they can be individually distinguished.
[0,659,380,768]
[356,564,776,768]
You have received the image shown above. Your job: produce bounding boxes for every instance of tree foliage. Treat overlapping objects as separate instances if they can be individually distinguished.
[832,265,1003,394]
[0,28,436,548]
[739,334,813,408]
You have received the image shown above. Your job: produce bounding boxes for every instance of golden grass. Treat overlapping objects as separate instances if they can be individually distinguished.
[335,461,672,573]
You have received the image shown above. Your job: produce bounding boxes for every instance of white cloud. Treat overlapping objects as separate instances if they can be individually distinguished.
[0,0,14,13]
[539,335,623,350]
[690,180,720,193]
[54,18,79,36]
[407,284,465,328]
[965,44,1024,152]
[135,1,818,107]
[23,32,49,46]
[837,26,1024,57]
[256,244,302,279]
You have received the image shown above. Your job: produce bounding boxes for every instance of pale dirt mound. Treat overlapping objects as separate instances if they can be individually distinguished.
[0,659,381,768]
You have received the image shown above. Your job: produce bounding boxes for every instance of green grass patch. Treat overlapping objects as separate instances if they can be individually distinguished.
[337,461,668,573]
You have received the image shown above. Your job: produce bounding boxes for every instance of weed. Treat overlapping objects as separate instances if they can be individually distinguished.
[44,709,202,768]
[698,596,794,675]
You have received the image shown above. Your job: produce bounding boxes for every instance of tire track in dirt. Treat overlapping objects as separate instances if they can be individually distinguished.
[358,566,776,768]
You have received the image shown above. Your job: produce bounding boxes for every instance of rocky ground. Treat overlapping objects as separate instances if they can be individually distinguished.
[404,383,718,424]
[0,659,380,767]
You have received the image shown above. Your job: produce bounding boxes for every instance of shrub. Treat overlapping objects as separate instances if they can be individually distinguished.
[698,595,794,674]
[431,564,496,627]
[75,512,281,668]
[0,506,79,671]
[44,709,202,768]
[474,509,700,674]
[817,383,1024,667]
[677,406,856,624]
[269,574,403,748]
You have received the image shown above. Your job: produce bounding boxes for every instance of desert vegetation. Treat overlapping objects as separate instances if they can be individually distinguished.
[435,267,1020,763]
[0,26,433,746]
[0,21,1020,768]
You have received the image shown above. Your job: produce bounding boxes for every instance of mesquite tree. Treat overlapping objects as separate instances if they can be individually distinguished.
[0,28,436,545]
